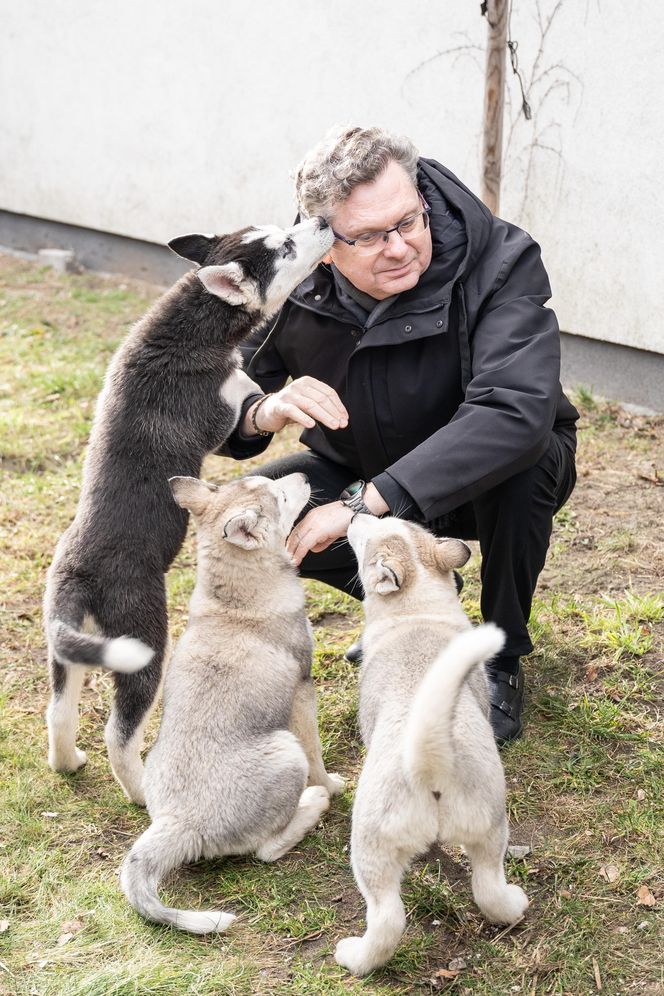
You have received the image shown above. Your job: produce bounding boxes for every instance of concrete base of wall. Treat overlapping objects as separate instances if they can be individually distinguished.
[560,332,662,414]
[1,209,662,412]
[0,208,190,286]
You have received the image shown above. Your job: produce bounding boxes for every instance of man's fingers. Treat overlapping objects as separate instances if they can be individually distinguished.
[298,379,349,421]
[310,539,334,553]
[292,396,347,430]
[287,378,349,427]
[287,527,311,566]
[275,397,347,432]
[275,402,316,430]
[287,503,352,566]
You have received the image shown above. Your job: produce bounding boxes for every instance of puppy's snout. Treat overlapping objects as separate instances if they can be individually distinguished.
[279,472,310,508]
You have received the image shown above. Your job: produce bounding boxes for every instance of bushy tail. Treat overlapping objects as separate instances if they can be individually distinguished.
[120,819,236,935]
[49,620,154,673]
[403,623,505,788]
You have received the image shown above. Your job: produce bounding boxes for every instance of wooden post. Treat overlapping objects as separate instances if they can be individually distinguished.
[481,0,508,215]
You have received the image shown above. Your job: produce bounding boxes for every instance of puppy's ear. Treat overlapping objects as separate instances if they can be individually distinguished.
[169,476,217,515]
[434,538,471,572]
[223,508,266,549]
[197,262,260,308]
[168,233,217,264]
[373,556,404,595]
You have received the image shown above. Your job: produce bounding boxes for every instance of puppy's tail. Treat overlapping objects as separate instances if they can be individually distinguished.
[120,819,236,934]
[49,620,154,673]
[402,624,505,789]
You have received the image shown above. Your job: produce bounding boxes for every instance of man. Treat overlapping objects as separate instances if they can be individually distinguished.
[224,125,578,744]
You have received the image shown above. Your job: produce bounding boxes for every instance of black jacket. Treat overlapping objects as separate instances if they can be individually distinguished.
[227,158,579,522]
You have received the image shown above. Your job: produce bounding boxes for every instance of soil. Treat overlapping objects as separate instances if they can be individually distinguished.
[540,405,664,596]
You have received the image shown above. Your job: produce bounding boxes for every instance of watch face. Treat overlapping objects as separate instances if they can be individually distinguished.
[345,481,364,498]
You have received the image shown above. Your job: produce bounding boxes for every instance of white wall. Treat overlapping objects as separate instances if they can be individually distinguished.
[1,0,662,354]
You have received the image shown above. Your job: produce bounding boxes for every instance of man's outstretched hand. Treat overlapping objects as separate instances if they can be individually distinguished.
[245,377,348,435]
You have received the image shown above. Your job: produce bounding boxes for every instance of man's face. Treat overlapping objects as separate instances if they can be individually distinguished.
[325,160,433,301]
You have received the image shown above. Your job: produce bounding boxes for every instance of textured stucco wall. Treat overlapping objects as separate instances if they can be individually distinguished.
[1,0,662,354]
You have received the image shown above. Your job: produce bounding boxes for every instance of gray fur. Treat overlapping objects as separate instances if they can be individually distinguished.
[120,473,344,933]
[335,515,529,977]
[44,217,334,803]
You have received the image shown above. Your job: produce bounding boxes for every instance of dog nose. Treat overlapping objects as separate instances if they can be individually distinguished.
[316,217,330,231]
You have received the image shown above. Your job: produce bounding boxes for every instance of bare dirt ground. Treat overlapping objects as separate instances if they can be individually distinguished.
[540,404,663,597]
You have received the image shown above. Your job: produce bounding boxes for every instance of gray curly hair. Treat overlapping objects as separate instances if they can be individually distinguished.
[295,125,420,219]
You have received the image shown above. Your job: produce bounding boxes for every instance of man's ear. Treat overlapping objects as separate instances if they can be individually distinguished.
[169,476,218,515]
[197,262,260,308]
[168,233,217,264]
[223,508,266,549]
[434,538,472,572]
[373,556,405,595]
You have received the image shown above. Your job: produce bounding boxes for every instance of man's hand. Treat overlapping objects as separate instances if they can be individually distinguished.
[287,502,354,566]
[245,377,348,435]
[286,484,389,566]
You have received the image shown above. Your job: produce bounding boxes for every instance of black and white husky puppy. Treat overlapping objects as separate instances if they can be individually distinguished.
[44,217,334,803]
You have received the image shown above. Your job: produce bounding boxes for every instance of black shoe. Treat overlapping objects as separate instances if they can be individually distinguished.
[344,640,363,664]
[487,660,524,745]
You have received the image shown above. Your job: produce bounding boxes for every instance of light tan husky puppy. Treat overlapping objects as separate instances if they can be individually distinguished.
[121,472,344,934]
[335,514,528,976]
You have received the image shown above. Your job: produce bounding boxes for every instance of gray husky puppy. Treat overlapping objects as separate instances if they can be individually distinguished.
[120,472,344,933]
[44,218,334,803]
[335,515,528,976]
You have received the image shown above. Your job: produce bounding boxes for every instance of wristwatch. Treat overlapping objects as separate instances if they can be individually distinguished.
[339,480,375,516]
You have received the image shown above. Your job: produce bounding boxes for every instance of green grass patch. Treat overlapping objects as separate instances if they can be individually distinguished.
[1,253,662,994]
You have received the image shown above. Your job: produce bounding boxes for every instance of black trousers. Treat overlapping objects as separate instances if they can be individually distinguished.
[255,431,576,659]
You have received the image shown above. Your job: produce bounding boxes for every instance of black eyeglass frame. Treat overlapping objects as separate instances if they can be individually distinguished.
[331,192,432,250]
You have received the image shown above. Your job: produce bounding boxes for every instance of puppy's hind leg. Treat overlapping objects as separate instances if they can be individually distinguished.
[289,677,345,795]
[47,657,88,772]
[335,826,409,977]
[255,785,330,863]
[465,830,529,925]
[105,653,163,806]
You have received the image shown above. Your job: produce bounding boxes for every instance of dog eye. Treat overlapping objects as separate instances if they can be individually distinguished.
[281,239,296,259]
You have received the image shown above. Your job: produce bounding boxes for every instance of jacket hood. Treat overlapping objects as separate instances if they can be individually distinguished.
[289,157,494,320]
[417,157,493,276]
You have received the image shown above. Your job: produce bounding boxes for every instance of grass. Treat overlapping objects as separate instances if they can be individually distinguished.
[1,255,663,994]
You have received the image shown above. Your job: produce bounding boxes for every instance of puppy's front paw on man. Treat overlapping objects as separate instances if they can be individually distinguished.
[335,936,379,977]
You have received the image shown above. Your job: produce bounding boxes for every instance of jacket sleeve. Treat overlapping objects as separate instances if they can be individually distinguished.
[220,305,292,460]
[382,232,561,520]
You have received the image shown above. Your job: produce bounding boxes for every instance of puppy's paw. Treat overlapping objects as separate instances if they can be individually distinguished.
[335,935,381,977]
[49,747,88,773]
[125,786,147,807]
[482,883,529,924]
[503,884,529,922]
[300,784,330,813]
[323,772,346,796]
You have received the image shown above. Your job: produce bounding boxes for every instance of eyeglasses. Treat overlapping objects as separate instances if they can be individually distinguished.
[331,193,431,257]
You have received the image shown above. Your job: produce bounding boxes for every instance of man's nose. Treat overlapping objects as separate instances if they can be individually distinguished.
[380,229,410,259]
